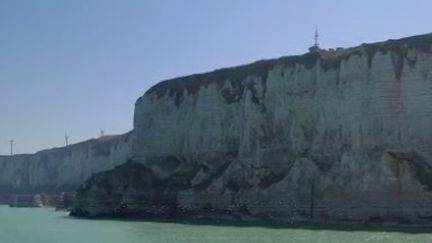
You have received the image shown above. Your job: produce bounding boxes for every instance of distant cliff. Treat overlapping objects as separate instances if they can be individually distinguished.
[71,33,432,223]
[0,133,131,203]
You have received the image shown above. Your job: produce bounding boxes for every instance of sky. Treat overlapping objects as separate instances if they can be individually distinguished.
[0,0,431,154]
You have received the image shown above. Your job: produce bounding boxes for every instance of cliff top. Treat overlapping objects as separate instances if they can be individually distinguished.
[145,32,432,98]
[0,131,131,158]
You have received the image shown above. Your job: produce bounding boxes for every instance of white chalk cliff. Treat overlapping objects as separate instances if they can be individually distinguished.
[19,33,432,223]
[0,133,131,203]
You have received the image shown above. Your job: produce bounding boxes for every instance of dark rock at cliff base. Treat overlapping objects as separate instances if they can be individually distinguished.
[70,161,181,218]
[70,160,261,221]
[55,192,77,211]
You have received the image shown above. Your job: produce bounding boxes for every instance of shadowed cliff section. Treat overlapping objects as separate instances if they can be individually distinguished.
[71,161,195,218]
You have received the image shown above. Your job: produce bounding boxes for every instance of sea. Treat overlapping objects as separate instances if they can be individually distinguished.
[0,206,431,243]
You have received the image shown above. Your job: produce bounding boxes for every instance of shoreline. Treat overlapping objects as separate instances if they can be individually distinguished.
[67,212,432,233]
[4,204,432,233]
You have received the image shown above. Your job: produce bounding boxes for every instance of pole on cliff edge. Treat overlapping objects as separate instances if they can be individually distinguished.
[10,140,14,155]
[65,134,69,146]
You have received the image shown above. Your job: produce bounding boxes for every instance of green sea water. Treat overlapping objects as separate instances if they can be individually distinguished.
[1,206,432,243]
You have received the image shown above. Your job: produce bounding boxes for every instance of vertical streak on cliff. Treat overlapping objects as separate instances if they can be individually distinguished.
[309,180,315,219]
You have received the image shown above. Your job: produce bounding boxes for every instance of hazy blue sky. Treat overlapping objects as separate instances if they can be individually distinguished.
[0,0,430,154]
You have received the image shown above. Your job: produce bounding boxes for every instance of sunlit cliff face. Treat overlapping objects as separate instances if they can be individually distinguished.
[71,34,432,222]
[0,133,131,198]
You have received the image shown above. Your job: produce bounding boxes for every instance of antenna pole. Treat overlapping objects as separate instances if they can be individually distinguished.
[10,140,14,156]
[65,134,69,146]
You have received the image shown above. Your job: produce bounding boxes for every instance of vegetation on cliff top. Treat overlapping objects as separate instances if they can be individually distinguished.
[145,32,432,104]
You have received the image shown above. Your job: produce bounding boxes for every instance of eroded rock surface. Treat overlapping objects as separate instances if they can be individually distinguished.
[73,33,432,223]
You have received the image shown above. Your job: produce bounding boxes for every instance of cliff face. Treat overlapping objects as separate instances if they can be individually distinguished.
[9,193,60,207]
[73,33,432,223]
[0,133,131,202]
